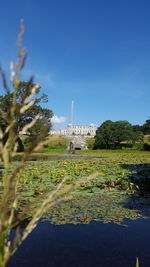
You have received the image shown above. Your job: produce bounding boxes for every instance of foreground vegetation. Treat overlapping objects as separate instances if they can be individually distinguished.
[0,23,95,267]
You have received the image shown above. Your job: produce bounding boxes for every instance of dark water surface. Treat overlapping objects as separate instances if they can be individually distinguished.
[8,218,150,267]
[13,153,105,161]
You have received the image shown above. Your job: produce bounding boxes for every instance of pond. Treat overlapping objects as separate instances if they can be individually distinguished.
[8,218,150,267]
[8,190,150,267]
[5,152,150,266]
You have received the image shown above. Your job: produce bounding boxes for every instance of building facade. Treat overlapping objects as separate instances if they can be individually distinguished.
[50,124,96,137]
[67,124,96,136]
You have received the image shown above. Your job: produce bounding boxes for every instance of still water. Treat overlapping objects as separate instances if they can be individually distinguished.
[8,218,150,267]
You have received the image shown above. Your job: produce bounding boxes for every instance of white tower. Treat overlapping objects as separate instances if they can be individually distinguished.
[70,100,74,124]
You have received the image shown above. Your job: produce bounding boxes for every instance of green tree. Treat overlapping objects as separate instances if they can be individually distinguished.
[132,124,143,132]
[0,81,53,149]
[112,120,134,148]
[142,119,150,135]
[94,120,142,149]
[94,120,116,149]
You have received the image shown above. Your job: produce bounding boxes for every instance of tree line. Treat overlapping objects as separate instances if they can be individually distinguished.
[94,119,150,150]
[1,83,150,152]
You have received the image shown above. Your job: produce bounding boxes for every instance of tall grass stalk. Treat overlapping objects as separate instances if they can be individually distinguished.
[0,22,97,267]
[136,257,139,267]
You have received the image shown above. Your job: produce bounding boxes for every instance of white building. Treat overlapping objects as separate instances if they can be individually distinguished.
[49,129,68,135]
[50,124,96,137]
[67,124,96,136]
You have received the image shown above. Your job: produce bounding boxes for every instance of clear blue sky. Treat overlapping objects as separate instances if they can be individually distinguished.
[0,0,150,129]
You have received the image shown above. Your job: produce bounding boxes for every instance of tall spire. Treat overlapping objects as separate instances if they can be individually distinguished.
[71,100,74,124]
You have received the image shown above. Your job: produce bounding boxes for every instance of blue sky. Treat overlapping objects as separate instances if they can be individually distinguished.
[0,0,150,129]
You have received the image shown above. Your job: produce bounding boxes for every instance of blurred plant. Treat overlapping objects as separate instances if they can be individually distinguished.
[0,21,97,267]
[136,257,139,267]
[85,137,95,149]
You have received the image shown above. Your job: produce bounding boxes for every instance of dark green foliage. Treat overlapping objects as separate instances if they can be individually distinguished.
[0,81,53,148]
[94,120,115,149]
[142,119,150,135]
[144,143,150,151]
[132,124,143,132]
[94,120,143,150]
